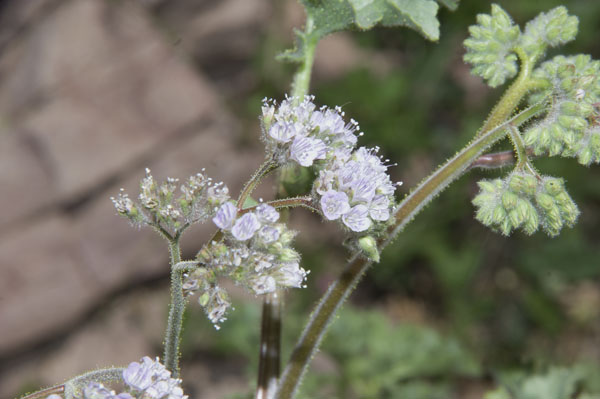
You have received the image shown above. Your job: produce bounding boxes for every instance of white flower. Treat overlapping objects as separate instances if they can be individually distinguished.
[258,225,280,243]
[231,213,261,241]
[268,121,298,143]
[290,136,327,166]
[213,202,237,230]
[252,275,277,294]
[320,190,351,220]
[369,195,391,221]
[278,262,307,288]
[255,204,280,223]
[342,204,372,232]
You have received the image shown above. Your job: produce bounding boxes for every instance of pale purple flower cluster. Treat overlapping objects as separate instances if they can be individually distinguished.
[82,382,132,399]
[314,147,398,232]
[122,356,187,399]
[183,202,306,327]
[111,169,230,236]
[78,357,186,399]
[261,95,361,166]
[212,202,307,293]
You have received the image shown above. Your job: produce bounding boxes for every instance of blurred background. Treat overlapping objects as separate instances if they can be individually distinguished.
[1,0,600,398]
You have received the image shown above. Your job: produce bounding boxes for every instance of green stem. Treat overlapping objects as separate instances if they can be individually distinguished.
[276,104,544,399]
[163,239,185,377]
[240,196,318,215]
[238,158,278,211]
[477,47,537,138]
[290,16,317,101]
[19,386,65,399]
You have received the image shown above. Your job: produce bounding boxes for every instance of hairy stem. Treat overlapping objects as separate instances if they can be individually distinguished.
[290,16,317,101]
[257,22,320,396]
[276,104,544,399]
[19,386,65,399]
[163,239,185,377]
[240,196,318,215]
[477,47,537,138]
[238,158,279,211]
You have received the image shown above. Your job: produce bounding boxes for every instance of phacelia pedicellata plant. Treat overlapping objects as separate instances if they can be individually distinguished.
[21,2,600,399]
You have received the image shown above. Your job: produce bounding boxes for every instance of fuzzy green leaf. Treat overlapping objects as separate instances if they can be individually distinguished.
[305,0,440,39]
[280,0,440,63]
[436,0,458,11]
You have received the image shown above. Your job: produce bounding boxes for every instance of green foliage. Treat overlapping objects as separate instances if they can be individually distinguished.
[485,366,600,399]
[280,0,442,63]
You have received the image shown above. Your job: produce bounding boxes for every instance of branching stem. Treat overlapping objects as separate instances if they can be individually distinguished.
[276,103,545,399]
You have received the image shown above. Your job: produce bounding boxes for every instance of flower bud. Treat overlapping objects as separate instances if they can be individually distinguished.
[358,235,380,263]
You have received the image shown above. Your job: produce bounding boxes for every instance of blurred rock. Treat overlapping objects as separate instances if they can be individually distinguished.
[0,0,264,372]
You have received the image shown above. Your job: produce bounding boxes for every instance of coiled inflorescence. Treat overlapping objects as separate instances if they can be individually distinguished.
[73,357,187,399]
[261,95,359,167]
[313,147,398,233]
[473,171,579,237]
[183,202,306,328]
[525,55,600,164]
[261,95,399,236]
[463,5,578,88]
[111,169,229,237]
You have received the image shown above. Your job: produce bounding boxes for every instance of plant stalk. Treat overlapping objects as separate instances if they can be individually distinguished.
[276,104,544,399]
[256,290,283,399]
[290,16,317,101]
[163,239,185,377]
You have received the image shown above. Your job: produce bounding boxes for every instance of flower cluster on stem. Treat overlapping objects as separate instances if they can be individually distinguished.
[183,202,306,328]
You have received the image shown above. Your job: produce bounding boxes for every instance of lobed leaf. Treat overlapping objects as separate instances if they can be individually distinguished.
[280,0,441,62]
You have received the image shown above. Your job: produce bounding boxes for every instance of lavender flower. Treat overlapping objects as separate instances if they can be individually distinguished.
[260,95,362,167]
[82,382,132,399]
[186,204,306,327]
[320,190,351,220]
[232,213,261,241]
[342,204,372,232]
[290,136,328,167]
[122,357,187,399]
[212,201,237,230]
[255,203,280,223]
[314,147,398,232]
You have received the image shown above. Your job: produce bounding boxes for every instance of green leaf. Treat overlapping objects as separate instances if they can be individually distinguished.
[436,0,458,11]
[301,0,440,40]
[281,0,441,63]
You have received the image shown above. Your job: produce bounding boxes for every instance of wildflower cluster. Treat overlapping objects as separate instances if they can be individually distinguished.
[183,202,306,327]
[313,147,397,233]
[473,171,579,236]
[525,55,600,164]
[260,95,360,167]
[111,169,229,237]
[59,357,187,399]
